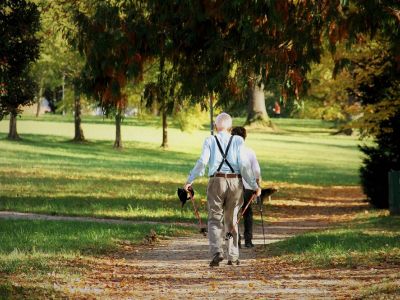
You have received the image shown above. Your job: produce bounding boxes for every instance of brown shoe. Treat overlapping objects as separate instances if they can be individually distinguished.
[209,252,223,267]
[227,260,240,266]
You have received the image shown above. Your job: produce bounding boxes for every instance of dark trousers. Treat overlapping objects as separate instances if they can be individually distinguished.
[242,189,254,242]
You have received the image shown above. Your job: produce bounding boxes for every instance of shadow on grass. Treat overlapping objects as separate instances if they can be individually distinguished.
[0,281,64,299]
[1,132,360,185]
[0,194,209,223]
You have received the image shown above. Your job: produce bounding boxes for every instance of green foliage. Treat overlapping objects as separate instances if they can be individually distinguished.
[31,0,86,114]
[71,0,150,115]
[360,109,400,209]
[174,104,209,132]
[0,0,40,118]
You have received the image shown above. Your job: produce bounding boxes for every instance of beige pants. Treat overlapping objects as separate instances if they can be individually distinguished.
[207,176,244,261]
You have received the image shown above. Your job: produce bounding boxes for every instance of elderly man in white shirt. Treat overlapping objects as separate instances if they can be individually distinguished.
[231,126,261,248]
[184,113,261,267]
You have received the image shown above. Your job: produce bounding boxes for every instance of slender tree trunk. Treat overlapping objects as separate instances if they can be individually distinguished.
[210,94,214,135]
[159,52,168,148]
[73,85,85,142]
[161,108,168,148]
[36,82,43,117]
[114,110,123,149]
[8,111,20,140]
[245,81,273,127]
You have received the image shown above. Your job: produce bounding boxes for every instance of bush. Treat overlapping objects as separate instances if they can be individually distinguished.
[360,112,400,208]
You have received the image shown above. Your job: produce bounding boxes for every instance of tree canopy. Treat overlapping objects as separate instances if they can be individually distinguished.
[0,0,40,120]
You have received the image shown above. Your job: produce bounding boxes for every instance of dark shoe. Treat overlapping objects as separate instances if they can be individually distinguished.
[209,252,223,267]
[227,259,240,266]
[245,241,254,248]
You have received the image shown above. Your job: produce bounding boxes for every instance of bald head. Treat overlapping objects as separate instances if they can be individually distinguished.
[215,112,232,132]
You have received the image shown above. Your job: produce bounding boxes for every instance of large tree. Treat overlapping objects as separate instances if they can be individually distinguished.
[32,1,87,141]
[0,0,40,140]
[71,0,150,148]
[150,1,333,126]
[329,0,400,208]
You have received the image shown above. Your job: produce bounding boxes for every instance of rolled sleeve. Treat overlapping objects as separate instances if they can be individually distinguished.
[187,138,211,183]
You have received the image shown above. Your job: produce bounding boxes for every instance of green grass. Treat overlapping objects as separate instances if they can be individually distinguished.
[0,219,189,274]
[267,214,400,268]
[0,118,362,219]
[0,115,379,297]
[0,116,362,222]
[357,277,400,299]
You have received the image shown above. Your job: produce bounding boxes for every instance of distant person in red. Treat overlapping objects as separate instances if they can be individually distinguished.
[273,101,281,118]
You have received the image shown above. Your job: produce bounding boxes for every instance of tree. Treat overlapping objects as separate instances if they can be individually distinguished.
[347,46,400,208]
[71,1,150,148]
[150,1,334,127]
[0,0,40,140]
[143,60,179,148]
[245,79,271,127]
[34,0,88,141]
[327,0,400,208]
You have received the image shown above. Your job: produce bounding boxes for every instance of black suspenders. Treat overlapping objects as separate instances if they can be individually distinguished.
[214,135,235,173]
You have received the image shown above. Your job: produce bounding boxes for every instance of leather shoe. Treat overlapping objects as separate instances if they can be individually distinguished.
[209,252,223,267]
[227,260,240,266]
[245,241,254,248]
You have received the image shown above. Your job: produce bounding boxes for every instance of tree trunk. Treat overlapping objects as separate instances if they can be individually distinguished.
[161,108,168,148]
[36,83,43,117]
[73,85,85,142]
[245,81,273,127]
[114,110,123,149]
[210,94,214,136]
[8,112,20,140]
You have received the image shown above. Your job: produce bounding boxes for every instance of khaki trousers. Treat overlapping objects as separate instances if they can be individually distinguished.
[207,176,244,261]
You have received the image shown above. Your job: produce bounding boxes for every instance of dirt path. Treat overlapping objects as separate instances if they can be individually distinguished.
[3,186,399,299]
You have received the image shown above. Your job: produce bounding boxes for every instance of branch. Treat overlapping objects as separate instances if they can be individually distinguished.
[385,6,400,23]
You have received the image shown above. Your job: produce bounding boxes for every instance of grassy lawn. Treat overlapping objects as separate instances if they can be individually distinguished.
[0,115,362,223]
[267,213,400,268]
[0,115,373,297]
[0,218,191,298]
[0,219,188,274]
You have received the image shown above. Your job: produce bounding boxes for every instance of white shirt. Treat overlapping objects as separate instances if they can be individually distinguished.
[242,146,261,190]
[187,132,258,190]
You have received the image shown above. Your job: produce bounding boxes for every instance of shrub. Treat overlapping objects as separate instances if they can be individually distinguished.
[359,112,400,208]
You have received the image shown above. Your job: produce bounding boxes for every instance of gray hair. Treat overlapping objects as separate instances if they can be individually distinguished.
[215,112,232,131]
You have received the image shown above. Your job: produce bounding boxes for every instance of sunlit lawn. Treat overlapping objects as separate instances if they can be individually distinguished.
[267,213,400,268]
[0,115,379,297]
[0,115,363,221]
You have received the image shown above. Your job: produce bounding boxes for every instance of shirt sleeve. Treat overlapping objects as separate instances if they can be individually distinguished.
[186,137,211,183]
[238,141,258,190]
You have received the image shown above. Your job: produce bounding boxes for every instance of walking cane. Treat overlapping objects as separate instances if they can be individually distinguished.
[258,196,266,248]
[225,192,257,240]
[188,190,207,236]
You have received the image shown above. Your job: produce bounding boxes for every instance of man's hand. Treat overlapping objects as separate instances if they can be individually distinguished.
[183,183,192,192]
[256,187,262,197]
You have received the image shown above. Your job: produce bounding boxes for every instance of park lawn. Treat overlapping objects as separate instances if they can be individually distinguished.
[0,116,362,222]
[0,116,390,298]
[0,218,192,298]
[266,212,400,269]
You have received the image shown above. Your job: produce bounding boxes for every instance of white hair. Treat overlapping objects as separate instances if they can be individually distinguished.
[215,112,232,131]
